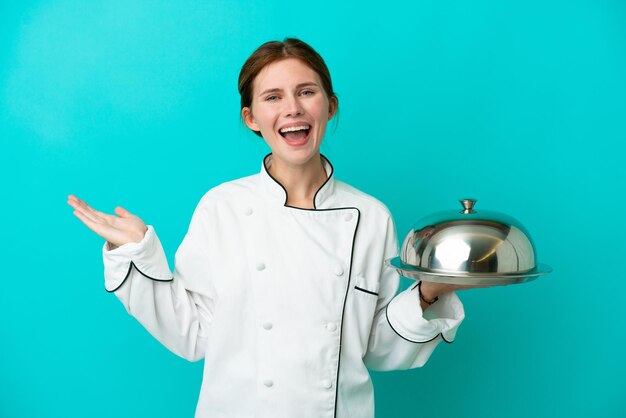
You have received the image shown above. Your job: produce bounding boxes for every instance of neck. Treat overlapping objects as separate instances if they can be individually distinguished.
[268,154,327,209]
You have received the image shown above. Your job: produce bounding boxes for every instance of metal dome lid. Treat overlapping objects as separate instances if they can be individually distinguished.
[386,199,552,285]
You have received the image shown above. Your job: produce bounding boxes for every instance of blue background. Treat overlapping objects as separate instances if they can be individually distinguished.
[1,1,624,417]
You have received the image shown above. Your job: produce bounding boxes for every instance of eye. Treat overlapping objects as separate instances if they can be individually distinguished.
[265,95,279,102]
[300,90,315,96]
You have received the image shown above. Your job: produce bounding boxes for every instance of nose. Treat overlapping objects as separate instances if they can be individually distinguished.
[283,94,303,117]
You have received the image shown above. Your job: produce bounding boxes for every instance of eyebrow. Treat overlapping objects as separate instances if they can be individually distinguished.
[258,82,319,97]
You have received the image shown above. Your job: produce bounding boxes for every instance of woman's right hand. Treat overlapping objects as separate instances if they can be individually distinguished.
[67,194,148,249]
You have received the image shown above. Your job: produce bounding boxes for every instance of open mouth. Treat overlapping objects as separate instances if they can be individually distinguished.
[279,124,311,144]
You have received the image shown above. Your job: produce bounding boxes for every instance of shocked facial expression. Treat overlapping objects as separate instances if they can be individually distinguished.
[242,58,337,168]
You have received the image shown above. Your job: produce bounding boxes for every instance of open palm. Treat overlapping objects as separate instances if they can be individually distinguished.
[67,194,147,248]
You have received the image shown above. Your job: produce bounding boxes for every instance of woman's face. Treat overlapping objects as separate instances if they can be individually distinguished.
[242,58,337,168]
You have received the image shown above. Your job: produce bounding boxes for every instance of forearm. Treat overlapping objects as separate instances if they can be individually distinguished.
[103,226,211,361]
[364,286,465,371]
[112,266,209,361]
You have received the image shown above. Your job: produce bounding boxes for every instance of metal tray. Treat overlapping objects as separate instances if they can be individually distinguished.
[386,257,552,286]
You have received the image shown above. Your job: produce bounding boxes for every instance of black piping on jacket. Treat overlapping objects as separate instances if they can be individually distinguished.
[333,207,360,418]
[354,286,379,296]
[107,153,387,417]
[106,261,173,293]
[262,152,334,210]
[384,289,454,344]
[264,152,364,418]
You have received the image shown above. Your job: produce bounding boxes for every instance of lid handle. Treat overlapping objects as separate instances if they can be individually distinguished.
[460,198,477,214]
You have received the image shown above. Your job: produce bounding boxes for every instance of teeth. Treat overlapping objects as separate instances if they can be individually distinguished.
[280,125,310,133]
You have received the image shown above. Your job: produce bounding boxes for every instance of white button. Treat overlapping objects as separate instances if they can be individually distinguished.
[262,322,273,330]
[244,207,253,216]
[256,262,266,271]
[325,323,337,332]
[263,379,274,387]
[334,266,344,276]
[344,212,353,222]
[321,379,333,389]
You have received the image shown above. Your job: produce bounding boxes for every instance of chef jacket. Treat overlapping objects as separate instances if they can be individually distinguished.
[102,154,464,418]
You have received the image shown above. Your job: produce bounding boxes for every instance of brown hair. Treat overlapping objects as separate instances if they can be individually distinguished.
[238,38,338,137]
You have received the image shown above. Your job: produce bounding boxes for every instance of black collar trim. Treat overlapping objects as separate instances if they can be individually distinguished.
[262,153,334,210]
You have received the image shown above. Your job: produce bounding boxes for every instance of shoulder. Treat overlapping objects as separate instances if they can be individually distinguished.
[334,180,393,222]
[195,173,262,210]
[333,180,398,250]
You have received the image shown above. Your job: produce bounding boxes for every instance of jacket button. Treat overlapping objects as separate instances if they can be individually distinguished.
[344,212,353,222]
[325,323,337,332]
[334,266,344,276]
[263,379,274,387]
[321,379,333,389]
[244,207,254,216]
[256,262,266,271]
[262,322,273,330]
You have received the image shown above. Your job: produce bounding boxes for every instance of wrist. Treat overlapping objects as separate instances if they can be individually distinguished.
[418,281,439,305]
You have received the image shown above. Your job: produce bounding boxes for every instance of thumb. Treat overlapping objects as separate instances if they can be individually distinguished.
[114,206,132,218]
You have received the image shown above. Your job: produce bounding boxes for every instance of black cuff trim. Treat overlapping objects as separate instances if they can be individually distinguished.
[384,302,453,344]
[354,286,379,296]
[106,261,173,293]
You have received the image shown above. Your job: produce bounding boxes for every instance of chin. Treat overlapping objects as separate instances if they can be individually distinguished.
[274,146,321,167]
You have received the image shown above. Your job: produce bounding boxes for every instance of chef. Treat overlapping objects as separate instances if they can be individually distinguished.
[68,38,466,418]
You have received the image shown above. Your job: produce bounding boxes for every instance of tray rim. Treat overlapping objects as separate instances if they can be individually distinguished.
[386,257,552,285]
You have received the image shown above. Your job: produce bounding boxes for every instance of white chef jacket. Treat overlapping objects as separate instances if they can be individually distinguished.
[102,154,464,418]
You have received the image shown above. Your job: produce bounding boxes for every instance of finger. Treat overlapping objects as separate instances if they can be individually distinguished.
[75,198,114,224]
[73,209,125,244]
[68,195,92,212]
[115,206,133,218]
[97,211,118,224]
[74,196,101,215]
[68,194,85,202]
[67,195,83,209]
[72,209,104,234]
[88,205,113,220]
[73,201,102,224]
[68,197,119,226]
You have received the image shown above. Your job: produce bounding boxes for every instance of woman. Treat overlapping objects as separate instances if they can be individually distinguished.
[68,38,466,418]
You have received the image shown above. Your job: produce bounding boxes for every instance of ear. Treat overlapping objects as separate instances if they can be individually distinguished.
[242,107,260,132]
[327,96,338,120]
